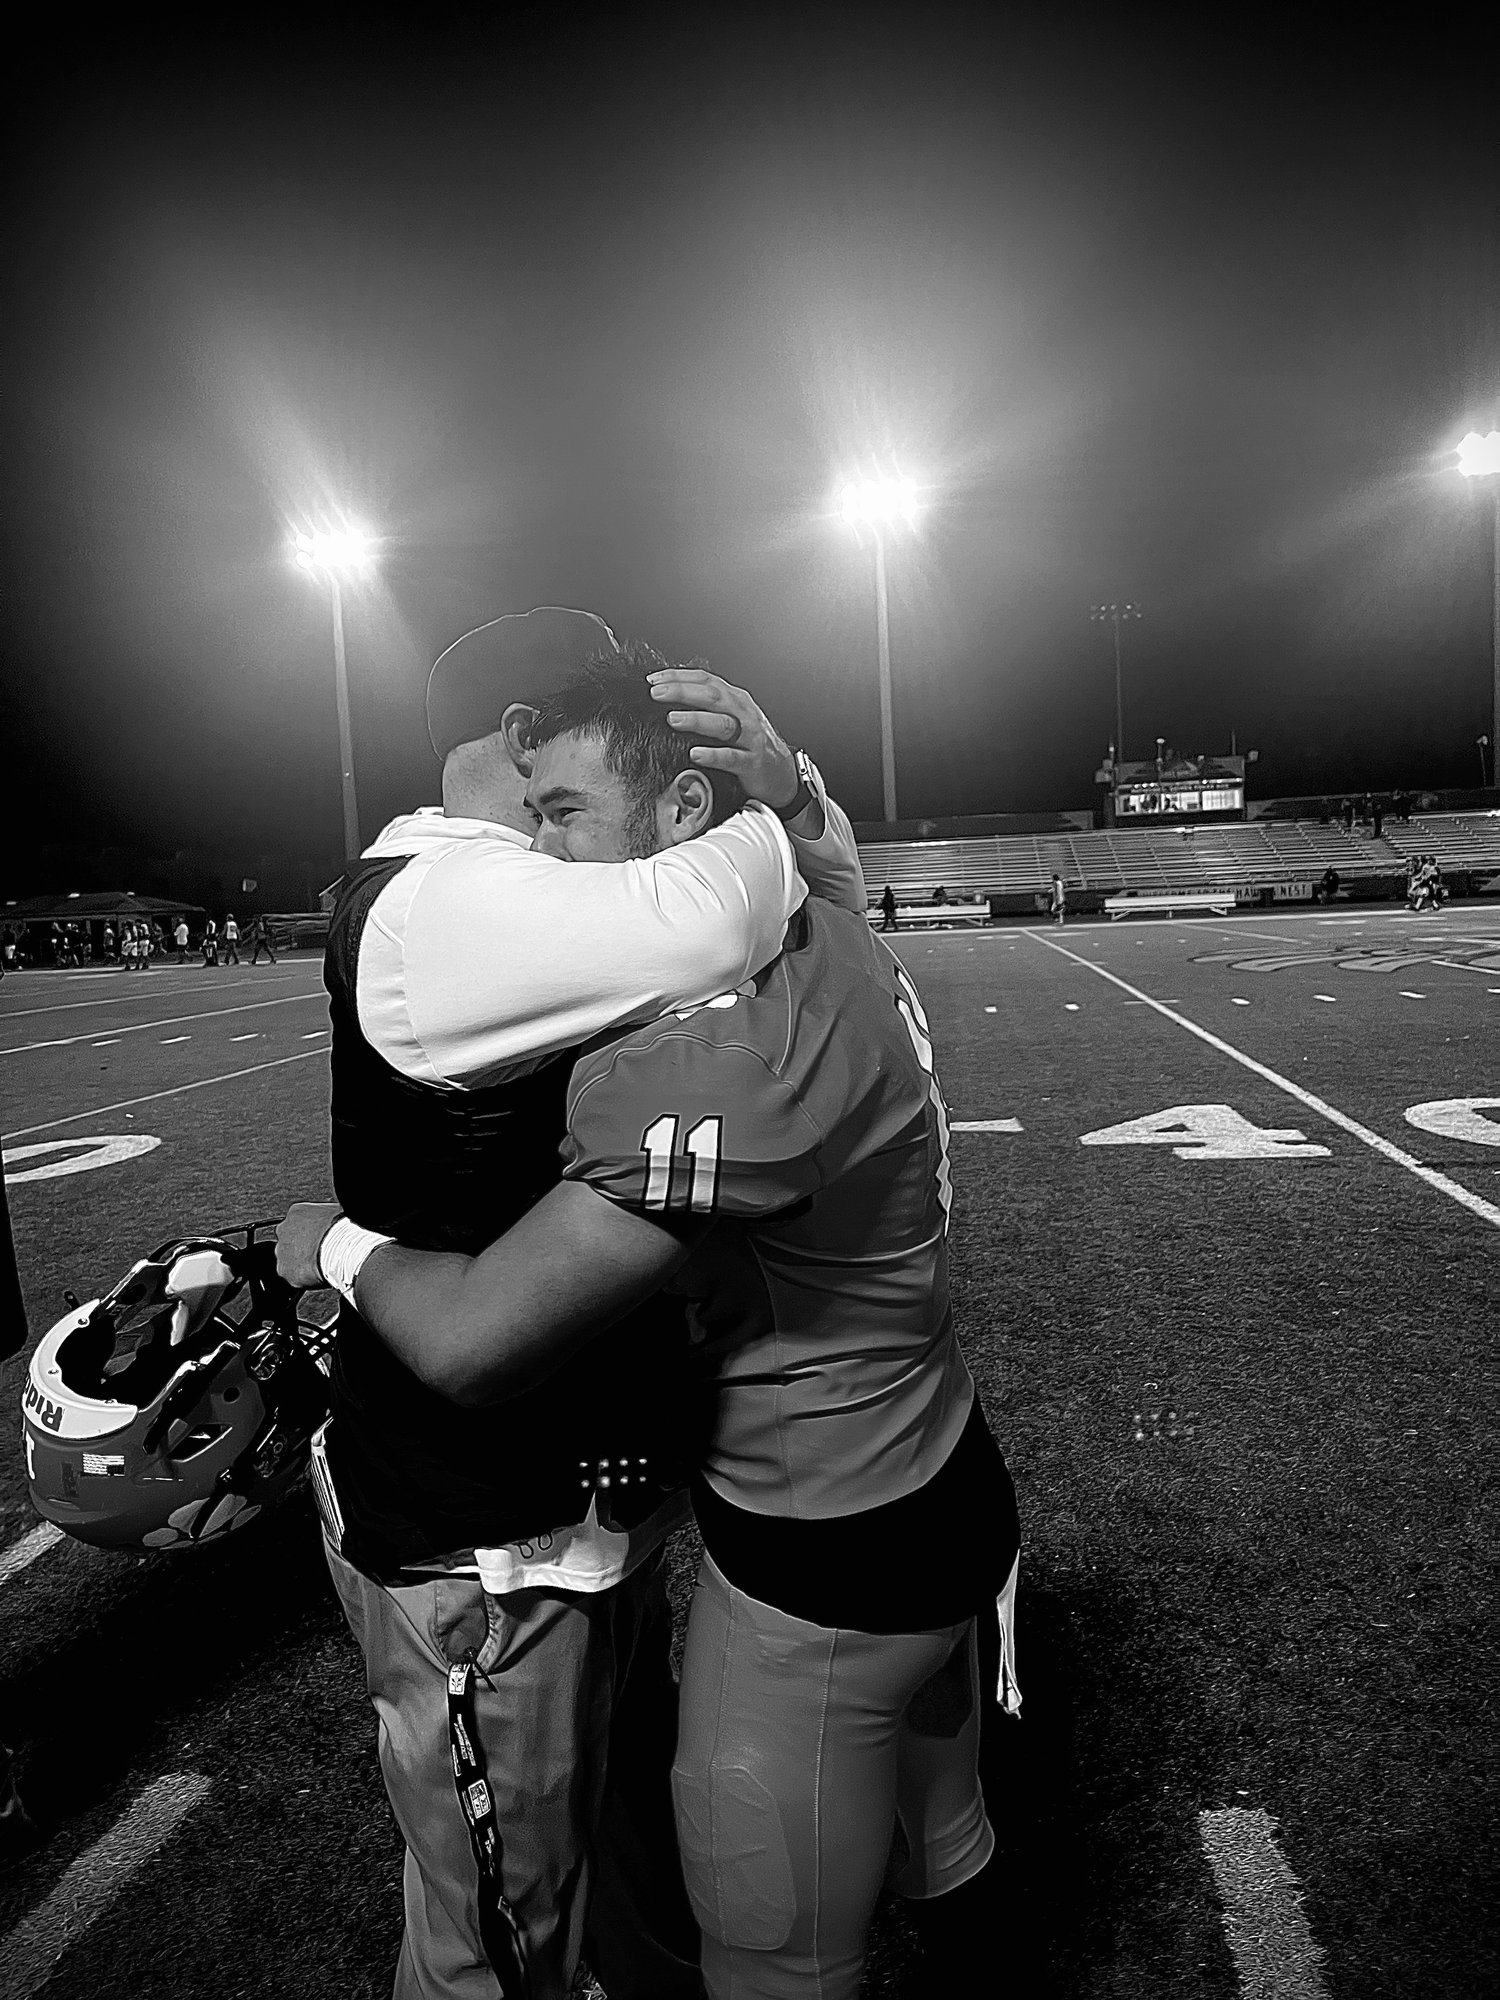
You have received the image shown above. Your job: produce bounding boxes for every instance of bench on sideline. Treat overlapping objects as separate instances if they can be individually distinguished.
[1105,892,1234,919]
[866,904,991,930]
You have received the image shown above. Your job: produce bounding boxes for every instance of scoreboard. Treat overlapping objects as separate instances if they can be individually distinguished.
[1096,751,1249,825]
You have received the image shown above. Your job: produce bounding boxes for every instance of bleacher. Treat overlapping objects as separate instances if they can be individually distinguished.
[857,813,1500,905]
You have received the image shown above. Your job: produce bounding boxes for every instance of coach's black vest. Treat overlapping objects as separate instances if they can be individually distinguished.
[323,852,697,1580]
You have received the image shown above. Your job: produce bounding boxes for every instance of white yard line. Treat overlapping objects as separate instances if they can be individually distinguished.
[1198,1807,1329,2000]
[0,1523,64,1589]
[951,1118,1024,1132]
[2,1047,330,1142]
[0,1773,213,2000]
[0,991,323,1056]
[0,974,302,1023]
[1025,930,1500,1228]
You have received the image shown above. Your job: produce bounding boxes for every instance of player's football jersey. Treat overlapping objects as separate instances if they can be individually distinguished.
[562,898,975,1521]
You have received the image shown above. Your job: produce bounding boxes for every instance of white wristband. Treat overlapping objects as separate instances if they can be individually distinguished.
[318,1215,395,1305]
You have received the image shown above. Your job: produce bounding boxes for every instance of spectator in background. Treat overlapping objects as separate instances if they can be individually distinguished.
[1342,798,1356,832]
[146,921,162,967]
[1372,796,1385,839]
[174,917,189,963]
[101,922,116,963]
[1321,866,1340,903]
[879,883,898,931]
[249,914,276,965]
[223,914,241,966]
[0,932,15,976]
[932,884,948,906]
[201,920,219,968]
[1050,872,1067,926]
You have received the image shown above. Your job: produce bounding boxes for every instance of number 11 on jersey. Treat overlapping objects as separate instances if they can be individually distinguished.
[641,1114,723,1215]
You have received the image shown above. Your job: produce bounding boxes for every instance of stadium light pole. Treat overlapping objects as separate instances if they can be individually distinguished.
[1089,602,1141,764]
[838,474,923,823]
[1456,429,1500,782]
[292,522,380,861]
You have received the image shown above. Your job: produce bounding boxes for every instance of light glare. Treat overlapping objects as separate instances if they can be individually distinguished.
[838,474,923,530]
[290,520,380,576]
[1456,430,1500,478]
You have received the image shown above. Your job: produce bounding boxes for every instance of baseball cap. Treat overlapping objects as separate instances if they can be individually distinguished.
[425,605,621,761]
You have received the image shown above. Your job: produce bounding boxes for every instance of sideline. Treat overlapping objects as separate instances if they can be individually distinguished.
[1025,930,1500,1229]
[0,991,323,1056]
[2,1047,330,1142]
[0,1774,213,2000]
[1198,1807,1329,1999]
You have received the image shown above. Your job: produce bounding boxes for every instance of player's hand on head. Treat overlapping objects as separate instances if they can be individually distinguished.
[276,1201,344,1291]
[646,664,799,812]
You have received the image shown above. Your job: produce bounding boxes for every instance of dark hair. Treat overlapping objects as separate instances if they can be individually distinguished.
[529,642,745,836]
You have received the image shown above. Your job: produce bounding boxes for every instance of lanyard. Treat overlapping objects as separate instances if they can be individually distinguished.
[446,1658,531,1997]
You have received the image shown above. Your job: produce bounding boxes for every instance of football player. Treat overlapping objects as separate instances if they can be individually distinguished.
[280,653,1021,2000]
[279,609,864,2000]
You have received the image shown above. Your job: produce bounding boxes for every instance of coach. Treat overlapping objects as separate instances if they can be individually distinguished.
[311,606,863,2000]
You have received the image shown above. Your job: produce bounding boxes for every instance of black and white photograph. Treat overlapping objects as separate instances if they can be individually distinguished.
[0,10,1495,1998]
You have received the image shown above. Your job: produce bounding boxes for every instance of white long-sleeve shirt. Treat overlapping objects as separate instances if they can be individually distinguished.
[343,761,865,1593]
[355,762,865,1088]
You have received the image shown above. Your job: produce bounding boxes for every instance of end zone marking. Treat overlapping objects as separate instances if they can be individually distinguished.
[0,1773,212,1999]
[1198,1807,1329,1999]
[951,1119,1024,1133]
[1025,931,1500,1229]
[0,1523,64,1589]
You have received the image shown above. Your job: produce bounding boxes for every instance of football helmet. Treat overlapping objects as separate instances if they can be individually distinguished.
[22,1224,334,1551]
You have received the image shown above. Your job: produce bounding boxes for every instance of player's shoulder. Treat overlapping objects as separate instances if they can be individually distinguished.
[570,979,790,1104]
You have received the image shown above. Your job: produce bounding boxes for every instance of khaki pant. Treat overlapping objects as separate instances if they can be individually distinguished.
[325,1536,704,2000]
[672,1553,995,2000]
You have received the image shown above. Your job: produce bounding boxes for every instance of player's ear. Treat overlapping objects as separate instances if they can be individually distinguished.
[499,703,539,776]
[660,768,715,843]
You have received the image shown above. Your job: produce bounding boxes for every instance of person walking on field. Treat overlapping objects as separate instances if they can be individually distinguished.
[222,914,241,966]
[248,915,276,965]
[879,883,898,931]
[1050,872,1067,925]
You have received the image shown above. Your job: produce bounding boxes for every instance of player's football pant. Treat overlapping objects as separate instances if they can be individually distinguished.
[324,1536,705,2000]
[673,1552,994,2000]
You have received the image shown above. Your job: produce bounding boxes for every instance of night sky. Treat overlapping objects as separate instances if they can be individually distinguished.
[3,13,1496,894]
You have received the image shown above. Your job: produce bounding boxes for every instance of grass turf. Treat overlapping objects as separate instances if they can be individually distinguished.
[1,913,1496,1996]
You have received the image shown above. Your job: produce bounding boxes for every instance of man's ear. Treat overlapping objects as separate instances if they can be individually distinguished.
[660,767,715,843]
[499,703,539,776]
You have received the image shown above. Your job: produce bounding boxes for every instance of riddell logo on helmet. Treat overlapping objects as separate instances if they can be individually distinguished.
[23,1380,64,1433]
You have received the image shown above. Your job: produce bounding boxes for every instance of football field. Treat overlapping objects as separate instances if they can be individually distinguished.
[1,907,1496,1998]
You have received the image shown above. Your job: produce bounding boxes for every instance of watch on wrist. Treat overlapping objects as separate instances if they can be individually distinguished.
[773,749,815,822]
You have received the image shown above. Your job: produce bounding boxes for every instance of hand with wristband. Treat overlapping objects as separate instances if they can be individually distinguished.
[276,1201,389,1303]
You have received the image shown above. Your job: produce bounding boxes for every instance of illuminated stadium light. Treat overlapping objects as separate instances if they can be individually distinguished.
[838,475,923,530]
[1456,430,1500,479]
[833,469,928,822]
[1452,431,1500,789]
[292,522,380,576]
[289,518,380,860]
